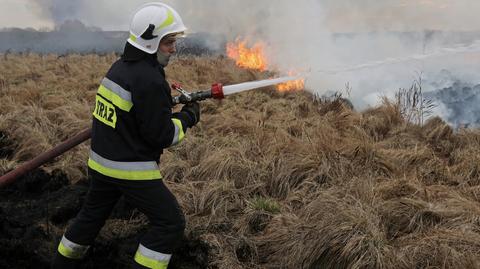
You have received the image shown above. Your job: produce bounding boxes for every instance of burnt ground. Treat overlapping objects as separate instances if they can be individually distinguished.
[0,168,209,269]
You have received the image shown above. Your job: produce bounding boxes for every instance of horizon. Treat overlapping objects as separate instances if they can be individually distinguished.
[2,20,480,35]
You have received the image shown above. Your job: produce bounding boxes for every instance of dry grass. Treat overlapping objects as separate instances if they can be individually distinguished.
[1,53,480,268]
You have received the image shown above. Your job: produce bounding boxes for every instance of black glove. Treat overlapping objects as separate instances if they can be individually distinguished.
[181,102,200,128]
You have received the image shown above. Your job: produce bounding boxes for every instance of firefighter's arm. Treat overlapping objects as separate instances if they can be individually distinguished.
[170,102,200,146]
[132,79,190,149]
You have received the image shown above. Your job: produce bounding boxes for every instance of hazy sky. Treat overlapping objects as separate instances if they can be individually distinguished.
[1,0,479,32]
[0,0,53,29]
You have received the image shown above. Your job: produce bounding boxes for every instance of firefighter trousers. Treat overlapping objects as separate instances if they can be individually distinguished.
[52,168,185,269]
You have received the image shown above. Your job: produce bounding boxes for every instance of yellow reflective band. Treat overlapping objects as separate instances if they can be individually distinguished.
[98,84,133,112]
[93,95,117,128]
[130,34,137,42]
[57,237,89,260]
[134,251,169,269]
[158,9,174,30]
[171,118,185,146]
[88,158,162,180]
[58,242,84,259]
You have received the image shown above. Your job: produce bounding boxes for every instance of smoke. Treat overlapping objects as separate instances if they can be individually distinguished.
[174,0,480,124]
[14,0,480,123]
[426,81,480,127]
[26,0,85,26]
[25,0,153,29]
[170,0,480,109]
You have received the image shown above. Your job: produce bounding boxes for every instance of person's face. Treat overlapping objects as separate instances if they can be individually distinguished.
[158,35,177,56]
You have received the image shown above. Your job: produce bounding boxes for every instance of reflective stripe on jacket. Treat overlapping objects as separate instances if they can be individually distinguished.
[89,43,190,180]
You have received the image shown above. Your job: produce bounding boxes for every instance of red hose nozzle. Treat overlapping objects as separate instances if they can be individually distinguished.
[171,82,182,91]
[211,83,224,99]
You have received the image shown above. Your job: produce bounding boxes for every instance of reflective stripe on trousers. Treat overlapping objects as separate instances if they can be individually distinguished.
[57,235,90,259]
[134,244,171,269]
[87,150,162,180]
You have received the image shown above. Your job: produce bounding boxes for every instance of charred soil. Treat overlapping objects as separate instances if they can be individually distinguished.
[0,169,209,268]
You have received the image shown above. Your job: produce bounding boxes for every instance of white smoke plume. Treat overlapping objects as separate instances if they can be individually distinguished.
[174,0,480,115]
[18,0,480,118]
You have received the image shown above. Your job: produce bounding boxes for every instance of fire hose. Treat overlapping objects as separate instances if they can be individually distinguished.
[0,76,300,188]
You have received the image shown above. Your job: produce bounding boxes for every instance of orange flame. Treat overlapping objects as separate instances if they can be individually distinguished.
[276,72,305,92]
[277,78,305,92]
[226,38,304,92]
[226,39,268,71]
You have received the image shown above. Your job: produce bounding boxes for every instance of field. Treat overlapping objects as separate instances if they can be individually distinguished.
[1,53,480,269]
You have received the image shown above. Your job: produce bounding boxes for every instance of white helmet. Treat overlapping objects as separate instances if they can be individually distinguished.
[127,2,187,54]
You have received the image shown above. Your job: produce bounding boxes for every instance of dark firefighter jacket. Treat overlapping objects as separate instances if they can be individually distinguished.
[88,43,192,180]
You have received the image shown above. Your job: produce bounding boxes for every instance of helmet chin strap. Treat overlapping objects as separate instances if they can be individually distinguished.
[156,50,171,67]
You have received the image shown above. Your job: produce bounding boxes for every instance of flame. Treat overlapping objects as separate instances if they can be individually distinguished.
[276,72,305,92]
[226,38,304,92]
[226,39,268,71]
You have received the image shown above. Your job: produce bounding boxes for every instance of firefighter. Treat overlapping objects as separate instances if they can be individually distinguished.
[52,2,199,268]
